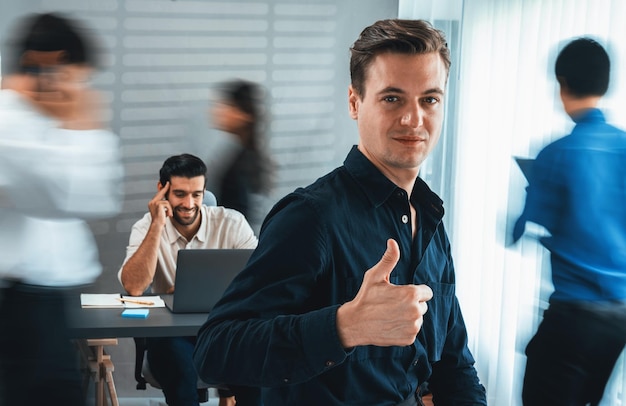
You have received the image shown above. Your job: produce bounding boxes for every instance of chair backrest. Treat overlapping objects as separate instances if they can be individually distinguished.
[203,190,217,206]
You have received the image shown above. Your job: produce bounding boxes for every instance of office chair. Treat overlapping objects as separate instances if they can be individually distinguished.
[132,189,217,403]
[203,190,217,206]
[133,337,211,402]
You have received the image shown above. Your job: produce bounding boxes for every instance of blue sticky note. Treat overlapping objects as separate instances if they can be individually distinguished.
[121,309,149,318]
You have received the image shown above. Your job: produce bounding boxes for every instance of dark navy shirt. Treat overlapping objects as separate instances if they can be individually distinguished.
[514,108,626,302]
[194,146,486,405]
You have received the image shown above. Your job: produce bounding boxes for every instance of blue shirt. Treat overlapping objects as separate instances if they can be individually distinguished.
[194,146,486,405]
[514,109,626,302]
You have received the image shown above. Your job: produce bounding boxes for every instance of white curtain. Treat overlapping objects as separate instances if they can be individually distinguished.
[401,0,626,404]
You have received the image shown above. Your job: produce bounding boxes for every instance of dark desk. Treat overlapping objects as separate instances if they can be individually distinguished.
[68,298,210,406]
[69,306,209,339]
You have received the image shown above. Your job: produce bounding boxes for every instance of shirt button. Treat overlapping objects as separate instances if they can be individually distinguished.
[401,215,409,224]
[325,360,335,368]
[283,378,290,383]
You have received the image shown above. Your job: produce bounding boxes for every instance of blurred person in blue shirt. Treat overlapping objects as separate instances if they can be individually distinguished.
[0,12,123,406]
[194,19,486,406]
[513,38,626,405]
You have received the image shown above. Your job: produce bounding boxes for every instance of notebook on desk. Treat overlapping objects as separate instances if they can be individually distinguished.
[162,249,254,313]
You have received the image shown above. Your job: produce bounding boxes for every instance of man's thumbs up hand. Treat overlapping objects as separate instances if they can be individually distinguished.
[363,238,400,284]
[336,239,433,348]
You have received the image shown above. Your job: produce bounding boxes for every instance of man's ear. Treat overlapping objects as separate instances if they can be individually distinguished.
[157,181,164,191]
[348,85,359,120]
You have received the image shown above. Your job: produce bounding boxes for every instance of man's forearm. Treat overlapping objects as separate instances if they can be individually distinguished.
[121,223,163,295]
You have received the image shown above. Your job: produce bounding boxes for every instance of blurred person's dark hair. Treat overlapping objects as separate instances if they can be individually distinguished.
[555,37,610,98]
[349,19,451,97]
[216,79,266,148]
[2,12,100,75]
[215,79,274,194]
[159,153,207,187]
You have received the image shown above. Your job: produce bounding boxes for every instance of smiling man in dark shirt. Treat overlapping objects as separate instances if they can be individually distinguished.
[193,19,486,406]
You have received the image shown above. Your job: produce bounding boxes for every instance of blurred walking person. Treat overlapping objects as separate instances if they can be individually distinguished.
[209,79,274,227]
[513,37,626,406]
[0,12,123,406]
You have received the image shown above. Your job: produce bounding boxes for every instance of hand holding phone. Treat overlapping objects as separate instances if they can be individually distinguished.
[148,182,172,225]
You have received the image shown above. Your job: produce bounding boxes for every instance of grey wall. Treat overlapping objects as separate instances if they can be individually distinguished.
[1,0,398,292]
[1,0,398,399]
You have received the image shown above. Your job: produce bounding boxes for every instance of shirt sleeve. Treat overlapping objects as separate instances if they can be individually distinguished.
[0,127,124,219]
[420,230,487,404]
[193,194,350,388]
[513,147,564,241]
[427,296,487,405]
[226,209,259,249]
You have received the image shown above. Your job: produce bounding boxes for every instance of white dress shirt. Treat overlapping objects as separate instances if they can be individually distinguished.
[0,90,124,286]
[118,205,258,294]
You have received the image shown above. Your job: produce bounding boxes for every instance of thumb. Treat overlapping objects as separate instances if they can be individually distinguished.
[364,239,400,284]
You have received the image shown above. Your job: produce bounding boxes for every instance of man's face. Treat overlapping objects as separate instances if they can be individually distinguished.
[164,175,205,227]
[349,52,447,180]
[18,51,94,118]
[211,101,249,135]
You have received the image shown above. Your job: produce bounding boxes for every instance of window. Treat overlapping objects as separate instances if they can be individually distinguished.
[402,0,626,404]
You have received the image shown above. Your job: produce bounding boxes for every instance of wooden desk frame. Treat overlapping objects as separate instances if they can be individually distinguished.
[70,302,209,405]
[76,338,119,406]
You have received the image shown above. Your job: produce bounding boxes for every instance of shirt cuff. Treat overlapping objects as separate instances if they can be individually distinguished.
[300,304,351,375]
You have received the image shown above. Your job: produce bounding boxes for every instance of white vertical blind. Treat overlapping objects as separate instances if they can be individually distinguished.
[403,0,626,404]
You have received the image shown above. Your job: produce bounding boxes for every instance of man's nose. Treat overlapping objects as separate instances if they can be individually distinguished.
[400,102,424,128]
[182,195,194,207]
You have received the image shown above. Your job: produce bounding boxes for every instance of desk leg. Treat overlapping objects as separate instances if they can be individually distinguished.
[76,338,119,406]
[104,360,119,406]
[97,374,105,406]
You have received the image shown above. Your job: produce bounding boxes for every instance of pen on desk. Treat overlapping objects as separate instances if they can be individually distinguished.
[116,298,155,306]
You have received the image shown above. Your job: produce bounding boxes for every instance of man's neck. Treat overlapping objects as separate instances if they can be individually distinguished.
[175,224,200,242]
[560,89,601,119]
[356,145,419,195]
[172,213,202,242]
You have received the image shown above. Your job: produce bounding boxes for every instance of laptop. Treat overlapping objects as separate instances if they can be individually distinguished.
[162,249,253,313]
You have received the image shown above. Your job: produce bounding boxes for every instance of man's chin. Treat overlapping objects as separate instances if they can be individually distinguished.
[173,211,198,226]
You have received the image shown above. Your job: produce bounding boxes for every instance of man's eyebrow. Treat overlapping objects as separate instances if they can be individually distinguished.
[423,87,445,96]
[377,86,445,96]
[378,86,405,95]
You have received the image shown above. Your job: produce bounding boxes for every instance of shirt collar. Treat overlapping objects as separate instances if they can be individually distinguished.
[343,145,444,220]
[572,108,605,124]
[344,146,397,208]
[163,205,208,245]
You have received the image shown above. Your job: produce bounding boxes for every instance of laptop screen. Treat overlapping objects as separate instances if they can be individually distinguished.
[164,249,254,313]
